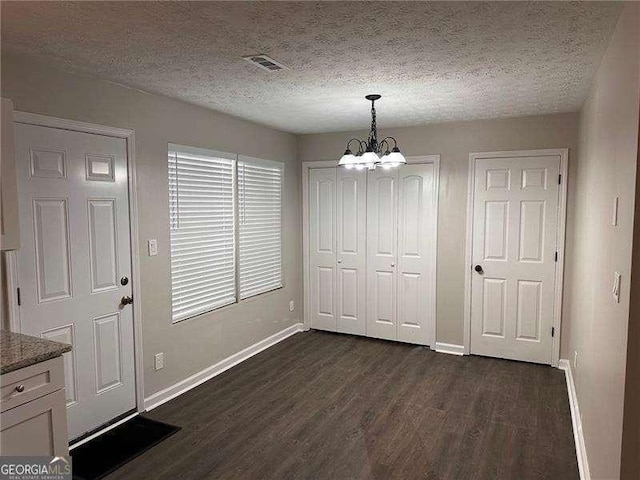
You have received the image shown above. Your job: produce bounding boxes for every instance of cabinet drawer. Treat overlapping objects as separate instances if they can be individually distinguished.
[1,356,65,412]
[0,389,69,456]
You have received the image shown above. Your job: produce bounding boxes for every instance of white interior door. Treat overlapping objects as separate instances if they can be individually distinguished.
[366,168,398,341]
[309,168,337,331]
[397,164,436,345]
[470,154,560,364]
[336,168,367,335]
[14,123,136,440]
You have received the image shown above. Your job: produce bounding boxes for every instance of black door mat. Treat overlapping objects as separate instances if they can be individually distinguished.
[71,416,180,480]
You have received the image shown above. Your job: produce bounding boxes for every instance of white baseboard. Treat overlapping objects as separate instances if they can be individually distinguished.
[144,322,304,411]
[559,359,590,480]
[433,342,465,356]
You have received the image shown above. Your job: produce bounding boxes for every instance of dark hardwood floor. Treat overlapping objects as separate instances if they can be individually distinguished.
[108,330,578,480]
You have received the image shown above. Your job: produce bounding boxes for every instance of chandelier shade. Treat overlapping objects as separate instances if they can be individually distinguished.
[337,95,406,170]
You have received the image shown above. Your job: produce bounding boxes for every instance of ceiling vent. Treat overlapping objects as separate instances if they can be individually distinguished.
[242,54,286,72]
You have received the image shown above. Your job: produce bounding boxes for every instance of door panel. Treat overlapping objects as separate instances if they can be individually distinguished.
[366,169,398,340]
[470,155,560,364]
[41,325,77,406]
[309,168,337,331]
[396,164,436,345]
[15,123,136,440]
[88,199,118,292]
[336,169,366,335]
[33,198,72,302]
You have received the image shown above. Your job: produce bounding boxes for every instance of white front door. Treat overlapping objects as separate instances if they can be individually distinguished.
[14,123,136,440]
[470,154,560,364]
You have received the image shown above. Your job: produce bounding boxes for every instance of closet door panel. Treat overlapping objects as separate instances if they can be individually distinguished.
[336,169,367,335]
[397,164,436,346]
[366,168,398,340]
[309,168,337,331]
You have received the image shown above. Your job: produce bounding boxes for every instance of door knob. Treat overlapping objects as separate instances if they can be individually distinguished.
[120,295,133,306]
[474,265,484,274]
[15,384,24,393]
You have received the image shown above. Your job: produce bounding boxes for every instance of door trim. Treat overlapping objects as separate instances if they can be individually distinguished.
[302,155,440,346]
[463,148,569,366]
[10,111,145,414]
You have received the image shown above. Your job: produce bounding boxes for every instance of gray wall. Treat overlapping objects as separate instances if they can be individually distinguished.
[298,113,579,350]
[1,52,302,398]
[564,4,640,478]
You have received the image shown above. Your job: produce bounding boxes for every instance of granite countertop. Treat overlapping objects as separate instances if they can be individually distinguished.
[0,330,71,374]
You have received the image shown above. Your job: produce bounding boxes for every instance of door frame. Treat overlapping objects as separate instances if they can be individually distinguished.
[302,155,440,346]
[463,148,569,366]
[8,111,145,415]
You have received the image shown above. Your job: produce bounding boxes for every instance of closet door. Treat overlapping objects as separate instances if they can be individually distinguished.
[397,164,436,346]
[366,168,398,340]
[336,168,367,335]
[309,168,337,331]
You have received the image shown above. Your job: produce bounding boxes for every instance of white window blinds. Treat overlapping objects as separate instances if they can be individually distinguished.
[168,145,236,322]
[238,157,283,299]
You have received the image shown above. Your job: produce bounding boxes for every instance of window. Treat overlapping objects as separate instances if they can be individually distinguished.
[238,157,283,299]
[168,145,283,322]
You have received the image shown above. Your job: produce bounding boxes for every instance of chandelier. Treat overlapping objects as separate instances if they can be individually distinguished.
[338,94,406,170]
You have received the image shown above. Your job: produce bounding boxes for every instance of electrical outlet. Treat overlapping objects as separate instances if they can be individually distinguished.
[573,351,578,371]
[289,300,295,312]
[155,352,164,371]
[148,239,158,256]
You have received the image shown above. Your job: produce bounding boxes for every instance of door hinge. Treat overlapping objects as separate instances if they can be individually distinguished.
[552,327,555,337]
[558,174,562,185]
[554,251,558,262]
[16,287,21,306]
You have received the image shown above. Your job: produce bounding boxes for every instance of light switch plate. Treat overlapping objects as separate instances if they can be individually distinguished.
[289,300,295,312]
[148,239,158,256]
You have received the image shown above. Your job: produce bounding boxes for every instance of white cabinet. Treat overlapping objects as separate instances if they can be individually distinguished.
[0,356,69,456]
[1,97,19,251]
[307,162,437,346]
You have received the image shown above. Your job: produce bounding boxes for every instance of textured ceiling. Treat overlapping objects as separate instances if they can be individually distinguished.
[1,1,622,134]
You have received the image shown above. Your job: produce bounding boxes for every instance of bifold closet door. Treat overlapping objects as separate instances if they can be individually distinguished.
[366,164,436,345]
[396,164,436,345]
[309,168,337,331]
[336,168,367,335]
[309,167,367,334]
[366,168,398,340]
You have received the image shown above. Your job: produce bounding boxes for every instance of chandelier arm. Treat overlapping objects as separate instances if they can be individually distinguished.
[379,136,399,149]
[345,138,364,152]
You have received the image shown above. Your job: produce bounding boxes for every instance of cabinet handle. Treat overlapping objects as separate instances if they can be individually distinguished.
[391,263,396,267]
[337,259,343,264]
[15,384,24,393]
